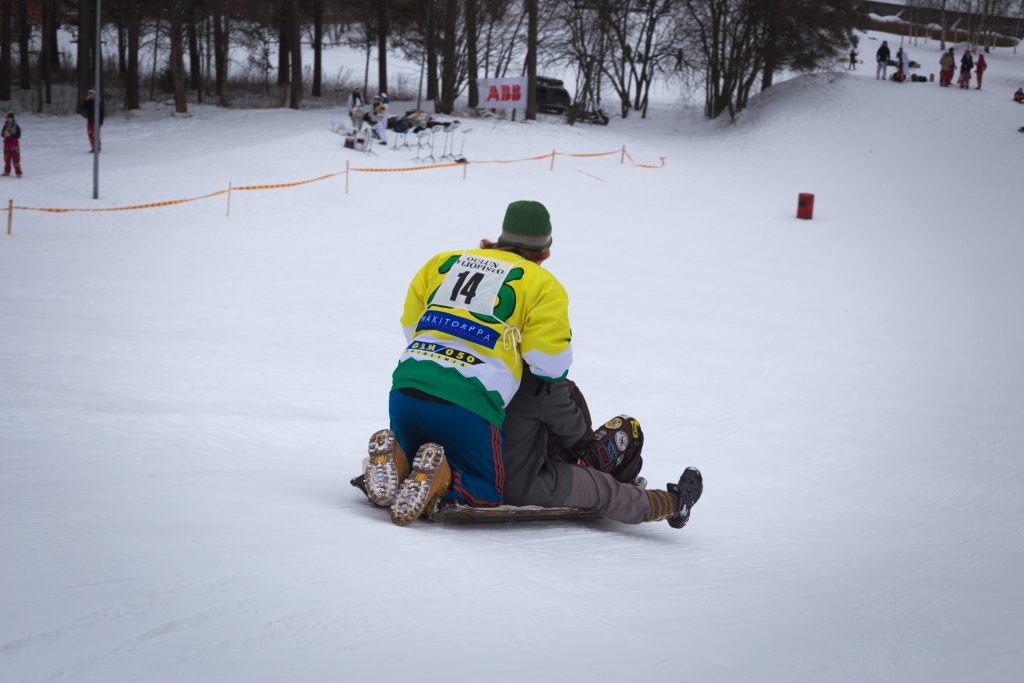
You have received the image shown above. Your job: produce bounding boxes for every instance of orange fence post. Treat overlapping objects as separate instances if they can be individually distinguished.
[345,160,350,195]
[549,150,556,171]
[6,199,12,235]
[462,162,468,180]
[225,182,232,217]
[620,145,626,164]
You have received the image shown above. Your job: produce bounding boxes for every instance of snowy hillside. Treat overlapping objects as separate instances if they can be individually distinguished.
[2,33,1023,682]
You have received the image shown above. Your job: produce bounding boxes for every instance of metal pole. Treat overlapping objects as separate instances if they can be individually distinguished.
[92,0,102,199]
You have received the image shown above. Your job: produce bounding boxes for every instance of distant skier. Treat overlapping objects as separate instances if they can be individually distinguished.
[975,53,987,89]
[2,112,22,177]
[959,50,974,89]
[77,89,105,152]
[939,48,955,87]
[848,48,858,71]
[876,41,891,80]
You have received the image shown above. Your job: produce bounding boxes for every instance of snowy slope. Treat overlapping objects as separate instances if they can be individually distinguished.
[2,33,1023,683]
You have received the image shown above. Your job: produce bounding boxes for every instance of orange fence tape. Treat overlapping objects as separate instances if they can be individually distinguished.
[633,157,668,169]
[468,152,555,165]
[352,162,464,173]
[565,150,620,158]
[7,146,664,220]
[14,189,229,213]
[233,172,340,191]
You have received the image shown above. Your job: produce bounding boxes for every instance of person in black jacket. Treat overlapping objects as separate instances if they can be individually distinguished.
[876,41,891,80]
[2,112,22,177]
[959,50,974,89]
[77,89,105,152]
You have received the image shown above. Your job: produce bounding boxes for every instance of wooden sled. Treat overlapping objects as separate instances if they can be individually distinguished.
[350,475,599,524]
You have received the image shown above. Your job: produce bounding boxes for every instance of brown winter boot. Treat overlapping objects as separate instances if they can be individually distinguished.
[390,443,452,526]
[363,429,410,507]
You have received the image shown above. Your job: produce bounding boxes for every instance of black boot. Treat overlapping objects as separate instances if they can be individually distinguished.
[666,467,703,529]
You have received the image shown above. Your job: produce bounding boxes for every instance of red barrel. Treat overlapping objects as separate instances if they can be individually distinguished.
[797,193,815,220]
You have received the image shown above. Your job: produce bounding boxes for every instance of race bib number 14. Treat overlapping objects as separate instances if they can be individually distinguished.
[434,255,510,317]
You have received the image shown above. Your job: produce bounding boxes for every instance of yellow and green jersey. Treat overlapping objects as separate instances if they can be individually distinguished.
[392,248,573,426]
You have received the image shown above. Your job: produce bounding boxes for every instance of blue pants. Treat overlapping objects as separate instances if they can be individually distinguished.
[389,390,505,506]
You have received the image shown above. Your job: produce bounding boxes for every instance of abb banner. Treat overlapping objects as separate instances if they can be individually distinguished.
[478,77,528,111]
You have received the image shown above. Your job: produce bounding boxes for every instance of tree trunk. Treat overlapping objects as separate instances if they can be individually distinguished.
[438,0,457,113]
[377,0,388,95]
[125,0,141,109]
[0,0,10,101]
[47,0,59,67]
[288,0,301,109]
[466,0,479,108]
[170,5,188,113]
[525,0,537,120]
[77,0,92,97]
[213,2,229,106]
[426,0,438,101]
[116,18,127,84]
[42,0,55,103]
[150,10,162,101]
[187,2,202,100]
[278,3,289,87]
[17,0,29,89]
[312,0,322,97]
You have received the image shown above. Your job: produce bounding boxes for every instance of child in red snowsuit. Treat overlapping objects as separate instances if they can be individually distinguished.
[2,112,22,177]
[975,54,987,89]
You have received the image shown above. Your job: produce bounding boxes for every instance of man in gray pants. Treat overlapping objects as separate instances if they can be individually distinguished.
[501,367,702,529]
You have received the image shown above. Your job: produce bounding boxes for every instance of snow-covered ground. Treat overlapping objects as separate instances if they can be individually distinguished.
[2,32,1023,683]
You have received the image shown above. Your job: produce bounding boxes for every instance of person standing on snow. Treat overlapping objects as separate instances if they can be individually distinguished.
[373,94,388,146]
[975,53,987,89]
[2,112,23,177]
[959,50,974,89]
[848,48,858,71]
[876,41,891,80]
[363,201,576,526]
[77,89,105,152]
[939,48,956,87]
[900,48,911,82]
[347,86,364,111]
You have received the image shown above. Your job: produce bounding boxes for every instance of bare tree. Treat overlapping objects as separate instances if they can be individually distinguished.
[377,0,389,94]
[466,0,480,107]
[438,0,459,112]
[0,0,10,101]
[312,0,323,96]
[125,0,142,109]
[17,0,29,89]
[526,0,537,119]
[170,2,189,112]
[288,0,302,108]
[212,0,230,105]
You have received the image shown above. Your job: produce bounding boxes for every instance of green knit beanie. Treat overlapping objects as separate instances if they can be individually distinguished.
[498,200,552,251]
